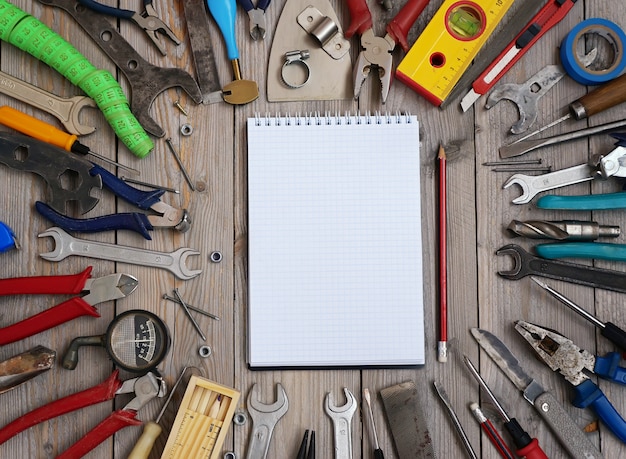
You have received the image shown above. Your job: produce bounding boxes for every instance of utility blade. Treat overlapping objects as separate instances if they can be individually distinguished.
[471,327,604,459]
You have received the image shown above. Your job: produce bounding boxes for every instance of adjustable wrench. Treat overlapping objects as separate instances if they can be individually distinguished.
[496,244,626,294]
[38,227,202,280]
[246,383,289,459]
[325,388,357,459]
[0,70,96,136]
[40,0,202,138]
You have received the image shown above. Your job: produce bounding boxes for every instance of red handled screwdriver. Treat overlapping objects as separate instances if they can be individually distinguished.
[463,356,548,459]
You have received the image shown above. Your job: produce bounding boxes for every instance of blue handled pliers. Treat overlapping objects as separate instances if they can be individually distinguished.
[237,0,271,40]
[515,320,626,443]
[35,164,191,240]
[78,0,181,55]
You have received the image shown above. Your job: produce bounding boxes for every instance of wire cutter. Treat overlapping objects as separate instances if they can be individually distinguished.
[516,320,626,443]
[344,0,430,103]
[238,0,270,40]
[0,370,165,458]
[35,164,191,240]
[78,0,181,55]
[0,266,138,345]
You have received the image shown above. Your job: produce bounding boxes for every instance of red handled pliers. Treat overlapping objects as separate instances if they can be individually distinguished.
[0,370,165,458]
[0,267,138,345]
[345,0,431,103]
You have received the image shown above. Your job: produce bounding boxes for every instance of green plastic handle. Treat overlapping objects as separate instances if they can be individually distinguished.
[0,0,153,158]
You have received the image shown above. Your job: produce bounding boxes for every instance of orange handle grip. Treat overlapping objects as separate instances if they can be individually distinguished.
[0,106,76,152]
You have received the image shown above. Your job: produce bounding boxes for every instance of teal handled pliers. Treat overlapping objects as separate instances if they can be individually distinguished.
[535,242,626,262]
[537,133,626,209]
[516,320,626,444]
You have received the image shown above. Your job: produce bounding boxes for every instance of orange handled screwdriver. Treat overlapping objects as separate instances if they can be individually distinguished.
[0,106,139,175]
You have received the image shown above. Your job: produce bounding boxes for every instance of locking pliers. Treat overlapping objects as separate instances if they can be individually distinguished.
[0,267,138,345]
[516,320,626,443]
[36,163,191,240]
[0,370,166,457]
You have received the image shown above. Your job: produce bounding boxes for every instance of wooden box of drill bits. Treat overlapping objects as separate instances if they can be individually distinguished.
[161,375,240,459]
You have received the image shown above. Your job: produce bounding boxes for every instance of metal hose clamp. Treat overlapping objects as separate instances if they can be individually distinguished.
[281,50,311,89]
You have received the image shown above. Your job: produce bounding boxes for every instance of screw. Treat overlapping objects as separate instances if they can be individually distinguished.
[173,100,188,116]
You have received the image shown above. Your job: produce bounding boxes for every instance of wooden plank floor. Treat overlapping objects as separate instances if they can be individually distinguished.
[1,0,625,457]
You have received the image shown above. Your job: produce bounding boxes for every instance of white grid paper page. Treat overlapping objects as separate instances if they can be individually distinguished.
[247,114,423,367]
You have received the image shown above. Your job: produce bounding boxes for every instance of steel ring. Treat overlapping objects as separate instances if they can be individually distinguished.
[281,50,311,89]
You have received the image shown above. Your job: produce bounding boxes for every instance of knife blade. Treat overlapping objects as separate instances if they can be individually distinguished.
[470,328,603,459]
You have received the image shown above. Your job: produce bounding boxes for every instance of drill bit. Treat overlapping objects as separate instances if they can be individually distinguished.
[507,220,620,241]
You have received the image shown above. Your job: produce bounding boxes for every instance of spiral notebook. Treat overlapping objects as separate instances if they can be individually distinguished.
[247,113,424,368]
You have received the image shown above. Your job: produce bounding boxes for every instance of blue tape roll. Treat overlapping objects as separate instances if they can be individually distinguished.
[560,18,626,85]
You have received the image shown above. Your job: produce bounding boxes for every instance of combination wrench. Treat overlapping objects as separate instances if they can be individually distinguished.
[497,244,626,294]
[246,383,289,459]
[38,227,202,280]
[0,70,96,135]
[325,388,357,459]
[40,0,202,138]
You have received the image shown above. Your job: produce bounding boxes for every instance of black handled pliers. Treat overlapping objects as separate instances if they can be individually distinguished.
[35,164,191,240]
[78,0,181,55]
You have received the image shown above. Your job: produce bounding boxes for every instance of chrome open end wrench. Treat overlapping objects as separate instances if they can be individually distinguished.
[38,227,202,280]
[503,163,596,204]
[325,388,357,459]
[246,383,289,459]
[0,70,97,135]
[496,244,626,294]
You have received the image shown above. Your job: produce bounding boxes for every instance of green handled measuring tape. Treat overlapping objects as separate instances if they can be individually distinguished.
[0,0,153,158]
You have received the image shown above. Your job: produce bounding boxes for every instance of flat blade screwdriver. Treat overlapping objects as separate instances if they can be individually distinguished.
[531,277,626,352]
[0,105,139,175]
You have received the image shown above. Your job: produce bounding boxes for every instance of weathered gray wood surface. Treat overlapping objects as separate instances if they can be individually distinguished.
[1,0,625,457]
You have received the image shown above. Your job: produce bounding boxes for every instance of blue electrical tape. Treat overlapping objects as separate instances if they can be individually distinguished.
[0,221,17,252]
[560,18,626,86]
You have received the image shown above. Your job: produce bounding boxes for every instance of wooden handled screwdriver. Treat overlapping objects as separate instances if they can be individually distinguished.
[514,72,626,143]
[127,367,190,459]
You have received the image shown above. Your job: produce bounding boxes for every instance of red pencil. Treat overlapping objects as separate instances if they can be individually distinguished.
[438,145,447,363]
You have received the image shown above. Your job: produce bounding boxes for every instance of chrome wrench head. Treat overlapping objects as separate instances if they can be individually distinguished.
[246,383,289,459]
[38,226,72,261]
[503,174,535,204]
[324,388,357,459]
[496,244,529,279]
[64,95,98,136]
[171,248,203,280]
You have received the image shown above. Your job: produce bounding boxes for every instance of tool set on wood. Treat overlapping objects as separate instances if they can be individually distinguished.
[1,0,626,457]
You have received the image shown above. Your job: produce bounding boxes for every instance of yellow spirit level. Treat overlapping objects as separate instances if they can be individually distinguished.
[397,0,515,106]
